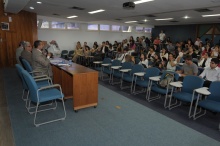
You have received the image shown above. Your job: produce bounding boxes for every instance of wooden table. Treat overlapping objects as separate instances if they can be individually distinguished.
[51,60,98,111]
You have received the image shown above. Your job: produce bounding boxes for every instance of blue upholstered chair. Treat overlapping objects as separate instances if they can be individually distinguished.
[147,70,179,107]
[120,64,144,93]
[21,69,66,127]
[169,76,204,118]
[101,59,121,81]
[16,64,52,112]
[21,59,43,76]
[110,62,133,85]
[133,67,161,95]
[193,81,220,130]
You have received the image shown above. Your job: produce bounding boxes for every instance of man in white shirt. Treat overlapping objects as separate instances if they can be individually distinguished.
[194,37,202,46]
[199,58,220,87]
[48,40,61,57]
[159,30,166,43]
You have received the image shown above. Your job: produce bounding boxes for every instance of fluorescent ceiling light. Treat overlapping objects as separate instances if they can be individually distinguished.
[36,2,42,4]
[125,21,137,23]
[67,15,78,18]
[183,16,189,19]
[88,9,105,14]
[143,19,148,22]
[202,14,220,17]
[155,18,173,21]
[134,0,154,4]
[30,7,34,9]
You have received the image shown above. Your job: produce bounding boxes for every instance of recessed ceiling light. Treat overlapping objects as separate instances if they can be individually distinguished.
[67,15,78,18]
[134,0,154,4]
[155,18,173,21]
[202,14,220,17]
[36,2,42,4]
[88,9,105,14]
[184,16,189,19]
[143,19,148,22]
[125,21,137,23]
[30,7,34,10]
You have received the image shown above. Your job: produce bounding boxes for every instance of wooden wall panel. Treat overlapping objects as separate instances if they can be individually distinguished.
[0,0,37,67]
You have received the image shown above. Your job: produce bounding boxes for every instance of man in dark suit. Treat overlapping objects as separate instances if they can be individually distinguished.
[32,40,53,78]
[21,41,32,66]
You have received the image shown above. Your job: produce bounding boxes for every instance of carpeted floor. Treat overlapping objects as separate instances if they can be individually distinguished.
[2,68,220,146]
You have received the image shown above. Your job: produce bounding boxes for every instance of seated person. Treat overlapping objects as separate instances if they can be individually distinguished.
[48,40,61,57]
[198,52,212,68]
[199,58,220,87]
[138,53,148,68]
[21,41,32,65]
[72,42,83,62]
[176,55,198,77]
[166,53,176,71]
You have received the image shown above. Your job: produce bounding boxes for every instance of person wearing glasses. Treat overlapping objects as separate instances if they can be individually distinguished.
[199,58,220,87]
[21,41,32,65]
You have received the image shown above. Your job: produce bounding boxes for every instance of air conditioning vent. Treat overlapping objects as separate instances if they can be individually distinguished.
[170,20,179,22]
[194,8,212,12]
[115,18,122,21]
[53,13,60,16]
[145,14,156,17]
[70,6,85,10]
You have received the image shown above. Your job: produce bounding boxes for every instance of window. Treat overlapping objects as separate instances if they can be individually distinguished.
[66,23,80,30]
[51,21,65,29]
[100,24,110,31]
[37,20,39,27]
[122,26,132,32]
[144,28,152,33]
[111,25,121,31]
[88,24,98,31]
[136,26,144,32]
[41,21,49,28]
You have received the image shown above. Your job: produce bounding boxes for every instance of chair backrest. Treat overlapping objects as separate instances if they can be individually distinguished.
[22,59,33,73]
[15,64,28,90]
[21,70,38,102]
[61,50,68,54]
[68,50,74,57]
[19,56,25,68]
[121,62,133,70]
[130,64,144,75]
[182,76,204,93]
[144,67,161,80]
[103,58,112,64]
[207,81,220,102]
[135,58,140,64]
[111,60,121,66]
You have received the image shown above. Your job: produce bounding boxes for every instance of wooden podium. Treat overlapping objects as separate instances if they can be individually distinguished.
[51,61,98,112]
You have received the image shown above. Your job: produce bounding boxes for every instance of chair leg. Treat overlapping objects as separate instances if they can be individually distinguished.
[34,98,66,127]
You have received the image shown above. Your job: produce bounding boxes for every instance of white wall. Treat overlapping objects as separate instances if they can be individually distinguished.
[38,24,151,51]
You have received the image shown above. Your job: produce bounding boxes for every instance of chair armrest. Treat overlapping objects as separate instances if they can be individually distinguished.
[35,77,52,83]
[38,84,61,91]
[33,75,48,79]
[101,63,111,66]
[120,69,132,72]
[111,66,122,70]
[134,72,145,77]
[195,87,210,96]
[149,76,161,81]
[169,81,183,88]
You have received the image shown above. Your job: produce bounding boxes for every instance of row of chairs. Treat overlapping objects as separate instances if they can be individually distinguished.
[60,50,74,59]
[94,58,220,130]
[15,58,66,127]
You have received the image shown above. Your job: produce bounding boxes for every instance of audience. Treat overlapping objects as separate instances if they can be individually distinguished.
[21,41,32,65]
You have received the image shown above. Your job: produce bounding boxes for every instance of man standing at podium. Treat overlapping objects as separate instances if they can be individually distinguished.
[32,40,53,78]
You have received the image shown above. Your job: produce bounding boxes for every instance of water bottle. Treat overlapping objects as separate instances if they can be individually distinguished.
[69,60,72,66]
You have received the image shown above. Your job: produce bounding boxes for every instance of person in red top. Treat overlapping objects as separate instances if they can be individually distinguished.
[153,37,161,45]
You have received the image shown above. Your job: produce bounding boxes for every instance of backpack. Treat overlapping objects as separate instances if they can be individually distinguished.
[159,73,175,89]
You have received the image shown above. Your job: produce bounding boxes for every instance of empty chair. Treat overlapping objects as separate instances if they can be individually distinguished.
[15,64,52,110]
[133,67,161,95]
[21,69,66,127]
[61,50,68,59]
[110,62,133,85]
[68,50,74,60]
[193,81,220,130]
[120,64,144,93]
[102,59,121,81]
[169,75,204,118]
